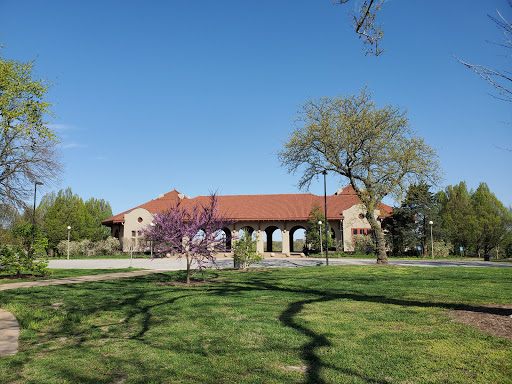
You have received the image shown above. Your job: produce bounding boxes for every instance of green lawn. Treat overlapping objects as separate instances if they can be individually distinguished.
[0,269,142,285]
[0,266,510,383]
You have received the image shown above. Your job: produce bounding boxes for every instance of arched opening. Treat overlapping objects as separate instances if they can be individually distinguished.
[264,226,282,252]
[239,226,255,238]
[289,226,306,252]
[192,228,206,245]
[221,227,232,250]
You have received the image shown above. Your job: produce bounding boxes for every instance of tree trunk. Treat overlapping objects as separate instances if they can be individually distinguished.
[367,214,388,264]
[186,254,191,284]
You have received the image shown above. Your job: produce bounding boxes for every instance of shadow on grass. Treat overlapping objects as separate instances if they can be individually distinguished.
[210,272,509,384]
[1,268,509,383]
[279,296,390,384]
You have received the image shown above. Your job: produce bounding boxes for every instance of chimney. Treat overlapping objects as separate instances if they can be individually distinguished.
[158,194,164,199]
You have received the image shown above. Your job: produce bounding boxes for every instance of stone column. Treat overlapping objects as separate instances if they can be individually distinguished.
[282,229,290,255]
[231,230,238,249]
[256,230,264,254]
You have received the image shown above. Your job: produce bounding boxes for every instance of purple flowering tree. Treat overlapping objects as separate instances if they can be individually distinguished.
[141,194,234,284]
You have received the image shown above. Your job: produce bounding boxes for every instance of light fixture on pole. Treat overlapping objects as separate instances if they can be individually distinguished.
[33,181,43,226]
[322,170,328,266]
[429,221,434,259]
[150,222,155,257]
[318,221,323,259]
[67,226,71,260]
[130,243,133,268]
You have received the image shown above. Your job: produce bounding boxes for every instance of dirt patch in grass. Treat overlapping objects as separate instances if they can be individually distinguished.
[448,304,512,341]
[280,365,308,373]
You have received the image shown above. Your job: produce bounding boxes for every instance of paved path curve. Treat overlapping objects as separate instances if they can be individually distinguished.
[0,310,19,357]
[0,270,165,357]
[0,269,165,291]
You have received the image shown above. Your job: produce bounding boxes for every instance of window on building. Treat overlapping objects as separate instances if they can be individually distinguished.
[352,228,373,237]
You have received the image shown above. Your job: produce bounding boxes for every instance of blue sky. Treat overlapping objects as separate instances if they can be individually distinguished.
[1,0,511,214]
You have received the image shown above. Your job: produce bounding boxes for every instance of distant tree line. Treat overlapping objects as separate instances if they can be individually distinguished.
[0,187,115,256]
[382,181,512,258]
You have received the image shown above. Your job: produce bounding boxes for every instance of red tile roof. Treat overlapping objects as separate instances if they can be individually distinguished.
[102,186,392,226]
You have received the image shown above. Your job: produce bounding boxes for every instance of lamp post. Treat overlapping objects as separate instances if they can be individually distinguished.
[318,221,323,259]
[130,243,133,268]
[322,170,329,266]
[150,222,155,257]
[429,221,434,259]
[67,226,71,260]
[33,181,43,226]
[30,181,44,254]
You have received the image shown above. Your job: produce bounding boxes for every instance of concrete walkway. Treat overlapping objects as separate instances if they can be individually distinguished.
[0,310,19,357]
[47,257,512,270]
[0,269,164,291]
[0,270,166,357]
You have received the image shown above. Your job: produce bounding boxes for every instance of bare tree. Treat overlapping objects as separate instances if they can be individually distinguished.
[334,0,386,56]
[0,54,62,208]
[455,1,512,103]
[0,131,61,208]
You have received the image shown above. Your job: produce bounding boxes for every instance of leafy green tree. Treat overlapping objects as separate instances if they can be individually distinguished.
[12,223,48,257]
[233,230,263,269]
[437,181,478,255]
[36,190,56,224]
[404,183,444,256]
[279,88,439,264]
[437,182,478,255]
[471,183,512,257]
[505,207,512,258]
[506,207,512,258]
[0,245,49,277]
[42,188,89,249]
[383,183,443,256]
[382,207,416,256]
[39,188,114,252]
[1,223,50,277]
[305,206,334,254]
[0,53,61,207]
[84,198,113,241]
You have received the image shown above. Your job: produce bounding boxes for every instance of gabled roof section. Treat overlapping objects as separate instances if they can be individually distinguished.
[335,185,357,195]
[102,186,393,225]
[102,189,187,225]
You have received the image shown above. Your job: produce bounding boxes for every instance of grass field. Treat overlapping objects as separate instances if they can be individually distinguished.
[0,266,511,383]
